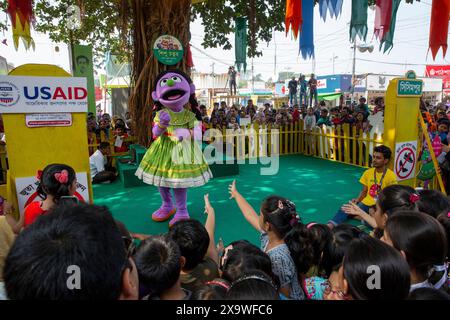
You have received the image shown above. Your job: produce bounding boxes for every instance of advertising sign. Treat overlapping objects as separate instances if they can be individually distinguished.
[153,35,184,65]
[0,75,88,113]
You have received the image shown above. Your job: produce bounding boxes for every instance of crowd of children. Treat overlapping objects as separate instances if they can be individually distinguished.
[0,154,449,300]
[202,97,376,136]
[87,111,132,156]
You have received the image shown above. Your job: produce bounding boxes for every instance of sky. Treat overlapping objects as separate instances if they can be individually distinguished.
[0,0,449,81]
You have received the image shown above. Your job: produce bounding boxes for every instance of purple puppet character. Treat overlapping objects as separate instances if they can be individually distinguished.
[135,70,213,226]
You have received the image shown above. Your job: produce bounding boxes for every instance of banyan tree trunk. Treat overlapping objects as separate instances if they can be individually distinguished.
[128,0,192,147]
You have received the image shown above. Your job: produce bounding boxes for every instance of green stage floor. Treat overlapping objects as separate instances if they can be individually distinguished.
[93,155,365,245]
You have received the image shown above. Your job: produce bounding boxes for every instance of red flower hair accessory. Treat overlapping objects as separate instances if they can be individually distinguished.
[54,170,69,184]
[409,193,420,204]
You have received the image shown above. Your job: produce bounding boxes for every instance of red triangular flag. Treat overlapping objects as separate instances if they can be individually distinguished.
[429,0,450,60]
[374,0,392,41]
[285,0,302,39]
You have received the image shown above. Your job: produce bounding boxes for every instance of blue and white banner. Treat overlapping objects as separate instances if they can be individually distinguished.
[0,75,88,113]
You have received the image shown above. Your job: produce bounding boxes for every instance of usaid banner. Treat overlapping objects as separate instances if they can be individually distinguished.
[0,76,88,113]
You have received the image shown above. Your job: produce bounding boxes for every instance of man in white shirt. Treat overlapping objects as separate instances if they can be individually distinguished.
[90,142,116,184]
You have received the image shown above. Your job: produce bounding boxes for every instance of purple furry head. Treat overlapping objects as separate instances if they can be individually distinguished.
[152,70,196,112]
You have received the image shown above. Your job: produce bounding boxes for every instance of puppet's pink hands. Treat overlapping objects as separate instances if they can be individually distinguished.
[159,111,171,127]
[175,128,191,142]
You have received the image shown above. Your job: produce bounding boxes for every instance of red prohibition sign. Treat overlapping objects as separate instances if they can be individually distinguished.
[395,147,416,179]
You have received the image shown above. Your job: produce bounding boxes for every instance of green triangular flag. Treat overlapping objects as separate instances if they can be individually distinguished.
[349,0,368,43]
[235,17,247,73]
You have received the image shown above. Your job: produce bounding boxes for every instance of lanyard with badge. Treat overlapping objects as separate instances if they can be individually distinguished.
[369,168,387,201]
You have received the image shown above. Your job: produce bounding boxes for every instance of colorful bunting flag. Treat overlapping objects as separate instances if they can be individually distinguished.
[319,0,343,21]
[374,0,392,41]
[349,0,368,43]
[380,0,401,53]
[235,17,248,72]
[429,0,450,60]
[299,0,314,60]
[6,0,35,50]
[285,0,302,40]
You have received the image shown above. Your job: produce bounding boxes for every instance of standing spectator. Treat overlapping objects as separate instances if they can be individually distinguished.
[228,116,240,130]
[355,97,370,120]
[220,101,227,111]
[316,109,332,127]
[308,74,318,107]
[211,103,220,118]
[288,77,298,106]
[339,107,355,125]
[373,97,384,115]
[90,142,116,184]
[300,104,307,119]
[87,117,98,156]
[228,66,238,96]
[292,105,301,123]
[246,99,256,115]
[354,111,372,136]
[96,118,110,140]
[211,117,220,129]
[249,108,256,122]
[298,74,308,106]
[304,107,316,132]
[227,106,240,124]
[96,104,103,120]
[316,101,326,121]
[113,125,130,153]
[330,107,341,125]
[199,105,209,123]
[217,108,226,122]
[220,119,228,131]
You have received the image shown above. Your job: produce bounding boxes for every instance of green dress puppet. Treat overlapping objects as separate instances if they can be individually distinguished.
[135,70,212,226]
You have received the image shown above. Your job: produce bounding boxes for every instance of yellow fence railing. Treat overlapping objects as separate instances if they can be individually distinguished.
[205,121,384,169]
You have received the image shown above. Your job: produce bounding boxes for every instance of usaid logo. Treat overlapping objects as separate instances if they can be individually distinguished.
[23,86,88,100]
[0,82,20,107]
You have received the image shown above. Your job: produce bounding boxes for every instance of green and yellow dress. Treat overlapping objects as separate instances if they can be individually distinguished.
[135,108,212,188]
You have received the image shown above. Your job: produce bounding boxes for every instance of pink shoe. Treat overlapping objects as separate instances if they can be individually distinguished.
[169,213,190,228]
[152,207,176,222]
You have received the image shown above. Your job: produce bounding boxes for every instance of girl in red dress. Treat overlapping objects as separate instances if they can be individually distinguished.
[24,164,77,228]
